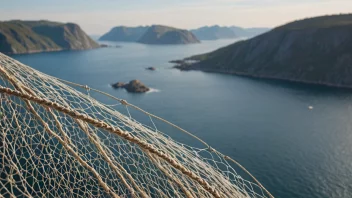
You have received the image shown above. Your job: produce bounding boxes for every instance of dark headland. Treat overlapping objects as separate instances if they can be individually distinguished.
[174,14,352,88]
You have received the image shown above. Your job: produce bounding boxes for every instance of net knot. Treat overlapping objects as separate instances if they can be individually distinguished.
[120,99,129,106]
[84,85,91,91]
[7,175,15,185]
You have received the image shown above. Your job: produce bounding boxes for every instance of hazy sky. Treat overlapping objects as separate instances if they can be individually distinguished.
[1,0,351,34]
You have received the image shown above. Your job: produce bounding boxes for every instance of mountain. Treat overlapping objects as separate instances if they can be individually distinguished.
[230,26,270,38]
[89,34,101,41]
[190,25,237,40]
[99,26,149,42]
[0,20,99,54]
[190,25,270,40]
[138,25,200,45]
[174,14,352,88]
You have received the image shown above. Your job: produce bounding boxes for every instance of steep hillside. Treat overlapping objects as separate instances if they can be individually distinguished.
[99,26,149,42]
[138,25,200,44]
[175,14,352,88]
[0,20,99,54]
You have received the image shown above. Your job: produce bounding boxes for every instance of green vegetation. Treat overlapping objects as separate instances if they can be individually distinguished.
[0,20,99,54]
[177,14,352,88]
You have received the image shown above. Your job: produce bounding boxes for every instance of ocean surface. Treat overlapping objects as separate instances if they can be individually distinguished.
[11,39,352,198]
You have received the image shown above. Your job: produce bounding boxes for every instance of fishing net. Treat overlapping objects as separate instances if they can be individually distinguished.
[0,52,271,198]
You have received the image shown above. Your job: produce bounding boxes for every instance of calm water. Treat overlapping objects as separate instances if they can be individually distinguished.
[12,39,352,198]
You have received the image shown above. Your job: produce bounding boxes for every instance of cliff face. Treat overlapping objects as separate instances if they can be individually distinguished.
[0,20,99,54]
[138,25,200,45]
[178,14,352,88]
[99,26,149,42]
[191,26,237,40]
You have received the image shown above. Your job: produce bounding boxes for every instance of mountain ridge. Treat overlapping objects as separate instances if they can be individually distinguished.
[191,25,270,40]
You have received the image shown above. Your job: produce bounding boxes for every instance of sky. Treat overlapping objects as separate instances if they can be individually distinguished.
[0,0,351,35]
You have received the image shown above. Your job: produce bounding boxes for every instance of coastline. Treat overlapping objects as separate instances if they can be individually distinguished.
[173,63,352,90]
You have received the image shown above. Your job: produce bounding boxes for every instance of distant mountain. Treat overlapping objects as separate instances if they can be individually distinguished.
[190,25,270,40]
[0,20,99,54]
[89,35,101,41]
[230,26,270,38]
[174,14,352,88]
[138,25,200,45]
[99,26,149,42]
[190,25,237,40]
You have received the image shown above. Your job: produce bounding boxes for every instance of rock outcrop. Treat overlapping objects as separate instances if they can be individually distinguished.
[111,82,126,89]
[112,80,150,93]
[146,67,156,71]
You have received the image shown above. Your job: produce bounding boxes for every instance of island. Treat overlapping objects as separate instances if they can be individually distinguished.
[190,25,237,40]
[112,80,150,93]
[173,14,352,88]
[0,20,99,54]
[138,25,200,45]
[99,26,149,42]
[100,25,199,45]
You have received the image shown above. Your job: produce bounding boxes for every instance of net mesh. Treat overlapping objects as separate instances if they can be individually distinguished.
[0,52,270,198]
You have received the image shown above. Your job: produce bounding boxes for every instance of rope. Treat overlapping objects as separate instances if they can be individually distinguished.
[55,78,274,198]
[55,78,211,147]
[0,85,222,198]
[0,53,273,197]
[0,65,120,198]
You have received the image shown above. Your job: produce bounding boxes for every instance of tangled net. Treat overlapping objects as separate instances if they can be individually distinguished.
[0,52,272,198]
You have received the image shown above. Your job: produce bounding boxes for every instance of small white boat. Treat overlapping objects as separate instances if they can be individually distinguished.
[308,106,314,110]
